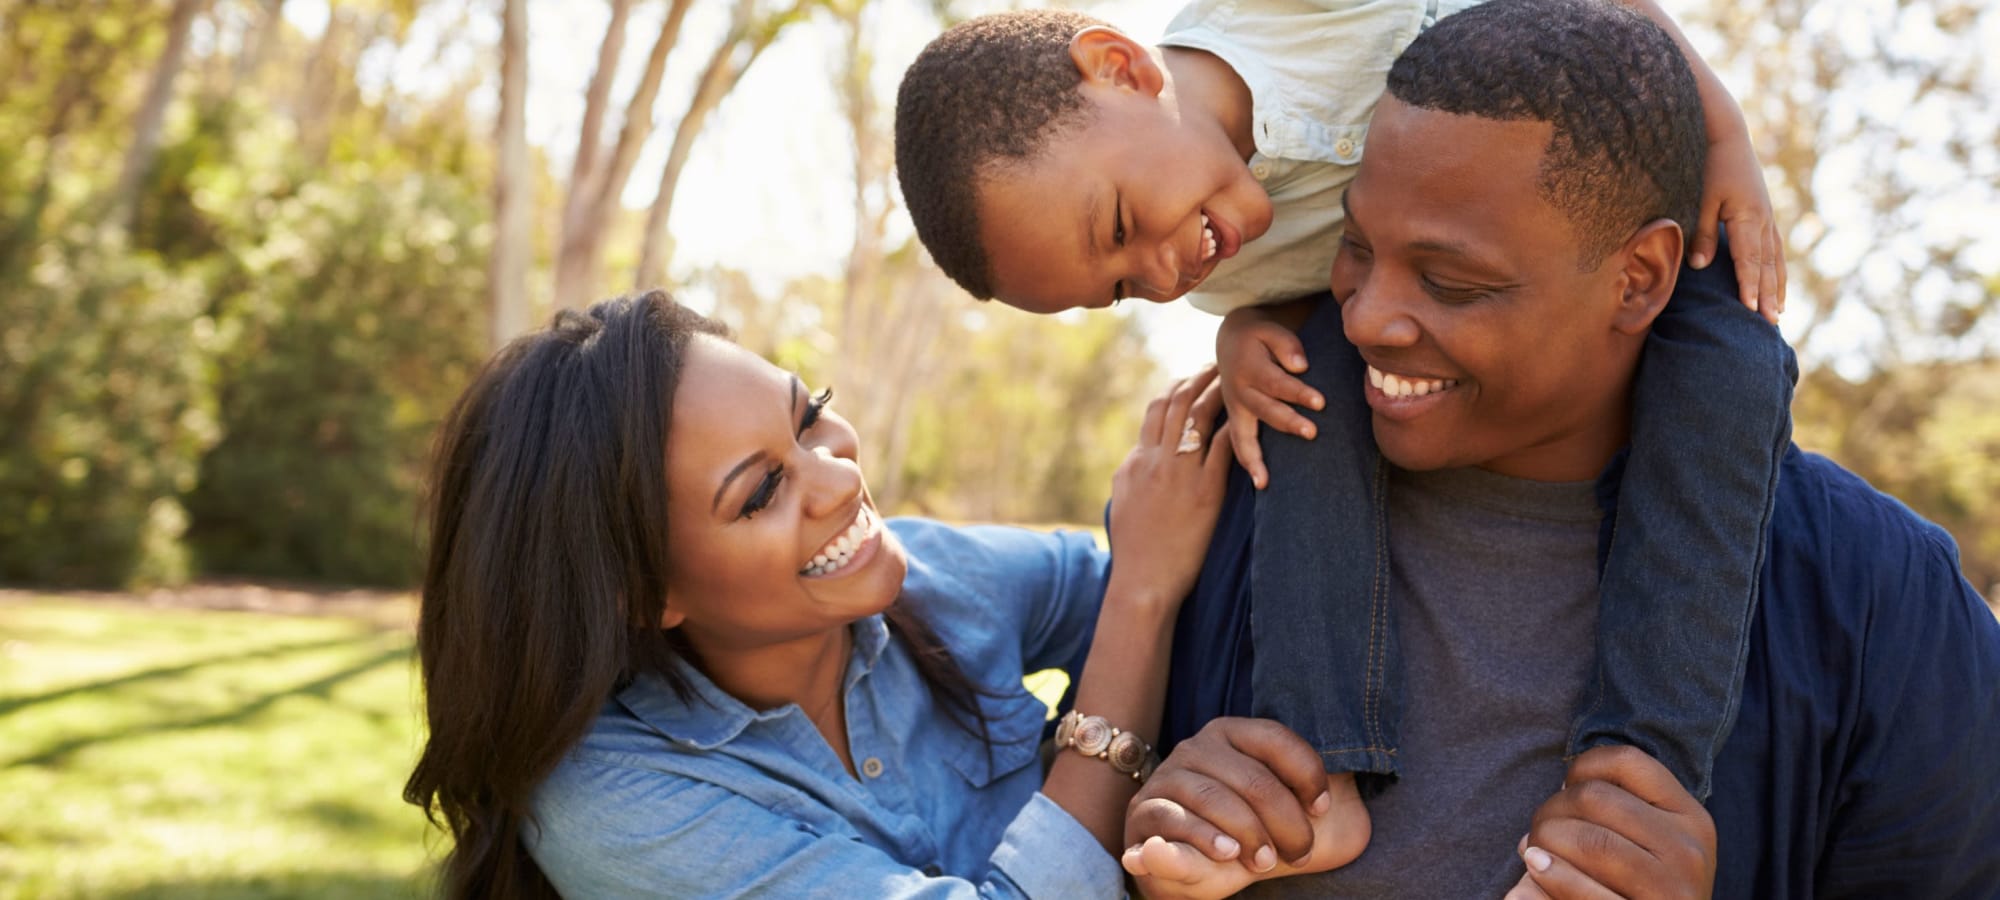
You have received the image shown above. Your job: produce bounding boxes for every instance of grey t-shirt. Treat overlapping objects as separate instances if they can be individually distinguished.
[1249,464,1603,898]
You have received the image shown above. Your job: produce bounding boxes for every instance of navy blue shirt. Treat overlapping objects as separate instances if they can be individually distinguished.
[1161,449,2000,897]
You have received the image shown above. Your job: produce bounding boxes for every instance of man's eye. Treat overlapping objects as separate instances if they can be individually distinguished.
[1422,277,1489,303]
[740,466,784,519]
[801,387,832,433]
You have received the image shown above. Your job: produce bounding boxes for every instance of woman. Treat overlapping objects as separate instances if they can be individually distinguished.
[404,291,1243,897]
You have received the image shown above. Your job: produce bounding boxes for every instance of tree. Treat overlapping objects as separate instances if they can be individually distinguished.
[489,0,532,349]
[112,0,205,223]
[553,0,696,310]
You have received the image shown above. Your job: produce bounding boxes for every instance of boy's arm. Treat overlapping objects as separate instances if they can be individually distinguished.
[1215,296,1326,490]
[1614,0,1787,319]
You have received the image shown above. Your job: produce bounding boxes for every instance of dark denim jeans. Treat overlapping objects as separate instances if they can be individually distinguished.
[1249,236,1796,799]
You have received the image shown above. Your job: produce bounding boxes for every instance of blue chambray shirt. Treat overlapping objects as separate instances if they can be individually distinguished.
[526,518,1122,898]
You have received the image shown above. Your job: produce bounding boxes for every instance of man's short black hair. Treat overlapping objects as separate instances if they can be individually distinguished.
[894,10,1109,300]
[1387,0,1707,268]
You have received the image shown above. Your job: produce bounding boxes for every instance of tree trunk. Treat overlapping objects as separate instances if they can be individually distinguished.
[560,0,635,254]
[112,0,204,223]
[553,0,697,310]
[634,0,788,289]
[488,0,532,350]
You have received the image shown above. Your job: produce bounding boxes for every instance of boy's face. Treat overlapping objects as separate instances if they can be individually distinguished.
[1333,97,1667,482]
[974,32,1273,314]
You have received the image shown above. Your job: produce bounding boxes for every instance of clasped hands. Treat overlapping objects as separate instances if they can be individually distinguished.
[1121,718,1716,900]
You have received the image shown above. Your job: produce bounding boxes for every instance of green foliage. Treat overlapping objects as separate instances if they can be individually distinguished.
[0,598,431,896]
[183,167,489,586]
[0,227,219,587]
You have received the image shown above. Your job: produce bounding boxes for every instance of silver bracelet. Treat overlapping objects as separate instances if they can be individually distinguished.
[1054,709,1160,783]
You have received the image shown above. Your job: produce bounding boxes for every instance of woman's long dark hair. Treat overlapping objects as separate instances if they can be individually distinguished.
[405,292,986,899]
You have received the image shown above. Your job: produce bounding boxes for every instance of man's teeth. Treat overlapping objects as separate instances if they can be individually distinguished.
[802,507,875,577]
[1200,214,1218,262]
[1367,364,1460,398]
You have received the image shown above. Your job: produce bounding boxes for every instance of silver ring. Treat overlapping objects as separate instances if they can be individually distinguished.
[1175,416,1202,455]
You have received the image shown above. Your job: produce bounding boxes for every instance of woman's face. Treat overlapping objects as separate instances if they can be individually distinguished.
[659,337,907,653]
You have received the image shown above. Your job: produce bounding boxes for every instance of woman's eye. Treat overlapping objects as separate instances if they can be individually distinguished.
[800,387,832,433]
[740,466,784,519]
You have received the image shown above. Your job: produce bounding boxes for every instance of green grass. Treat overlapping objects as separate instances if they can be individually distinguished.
[0,598,434,899]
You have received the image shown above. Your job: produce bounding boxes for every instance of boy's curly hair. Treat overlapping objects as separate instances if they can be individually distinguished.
[894,10,1110,300]
[1387,0,1708,269]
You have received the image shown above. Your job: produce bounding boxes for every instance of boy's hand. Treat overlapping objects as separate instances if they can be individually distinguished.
[1688,128,1786,323]
[1503,746,1717,900]
[1217,307,1324,490]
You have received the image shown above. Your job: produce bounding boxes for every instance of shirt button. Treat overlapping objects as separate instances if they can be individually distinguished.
[1335,138,1357,159]
[921,864,943,877]
[1422,14,1437,28]
[861,757,884,778]
[1251,161,1272,180]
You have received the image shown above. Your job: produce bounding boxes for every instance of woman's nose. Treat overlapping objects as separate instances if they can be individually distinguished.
[800,445,862,519]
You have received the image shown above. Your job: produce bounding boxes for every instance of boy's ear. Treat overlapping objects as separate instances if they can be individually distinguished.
[1611,219,1682,335]
[1068,26,1164,96]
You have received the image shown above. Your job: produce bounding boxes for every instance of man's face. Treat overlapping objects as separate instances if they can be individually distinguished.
[1332,97,1644,482]
[974,82,1273,314]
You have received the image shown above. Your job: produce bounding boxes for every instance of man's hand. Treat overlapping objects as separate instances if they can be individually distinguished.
[1216,307,1323,490]
[1504,745,1717,900]
[1688,127,1786,323]
[1123,770,1369,900]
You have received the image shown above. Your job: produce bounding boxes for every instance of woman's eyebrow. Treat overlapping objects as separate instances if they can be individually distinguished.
[708,379,801,515]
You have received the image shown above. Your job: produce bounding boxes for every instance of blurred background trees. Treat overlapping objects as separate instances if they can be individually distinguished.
[0,0,1993,603]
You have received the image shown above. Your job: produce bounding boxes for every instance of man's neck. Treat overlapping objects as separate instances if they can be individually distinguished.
[1160,45,1258,161]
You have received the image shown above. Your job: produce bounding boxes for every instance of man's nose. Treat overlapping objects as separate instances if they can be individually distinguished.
[1341,272,1421,349]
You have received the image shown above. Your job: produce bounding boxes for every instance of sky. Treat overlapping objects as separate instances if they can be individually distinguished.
[287,0,1999,379]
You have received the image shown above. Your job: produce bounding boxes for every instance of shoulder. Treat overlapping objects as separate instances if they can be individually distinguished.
[890,517,1107,605]
[1767,449,1965,591]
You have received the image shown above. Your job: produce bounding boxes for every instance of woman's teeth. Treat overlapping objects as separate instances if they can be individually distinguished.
[1200,214,1218,262]
[1367,364,1461,398]
[802,507,875,577]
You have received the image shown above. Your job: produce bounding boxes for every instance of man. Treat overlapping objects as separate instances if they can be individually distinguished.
[1121,0,2000,896]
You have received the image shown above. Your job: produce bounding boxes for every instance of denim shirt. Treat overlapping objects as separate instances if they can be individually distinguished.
[526,519,1120,899]
[1163,448,2000,897]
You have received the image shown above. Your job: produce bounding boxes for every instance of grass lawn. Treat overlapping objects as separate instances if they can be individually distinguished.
[0,597,434,898]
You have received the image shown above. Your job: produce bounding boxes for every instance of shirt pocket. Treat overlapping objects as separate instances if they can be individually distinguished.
[943,687,1049,787]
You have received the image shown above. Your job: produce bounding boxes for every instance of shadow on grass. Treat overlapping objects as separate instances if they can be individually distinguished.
[9,641,414,769]
[0,633,385,717]
[105,869,430,899]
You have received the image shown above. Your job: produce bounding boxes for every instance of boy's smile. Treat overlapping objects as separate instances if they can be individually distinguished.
[974,32,1271,314]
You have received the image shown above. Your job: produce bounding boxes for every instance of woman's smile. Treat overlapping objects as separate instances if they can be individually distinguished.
[801,504,885,578]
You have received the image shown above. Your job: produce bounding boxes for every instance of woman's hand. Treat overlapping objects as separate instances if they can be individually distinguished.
[1107,366,1234,610]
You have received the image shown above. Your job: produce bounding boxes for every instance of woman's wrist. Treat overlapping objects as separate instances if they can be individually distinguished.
[1103,569,1187,619]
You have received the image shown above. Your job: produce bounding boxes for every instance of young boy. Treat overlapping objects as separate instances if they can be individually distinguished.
[894,0,1794,885]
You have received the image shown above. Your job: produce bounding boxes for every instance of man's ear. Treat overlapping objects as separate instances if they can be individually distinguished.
[1611,219,1682,335]
[1069,26,1164,96]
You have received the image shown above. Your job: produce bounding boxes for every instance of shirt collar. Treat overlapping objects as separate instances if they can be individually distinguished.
[614,615,891,751]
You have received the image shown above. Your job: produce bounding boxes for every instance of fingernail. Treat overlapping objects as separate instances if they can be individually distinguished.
[1214,834,1240,858]
[1309,394,1324,411]
[1690,252,1708,267]
[1525,846,1552,872]
[1517,833,1528,855]
[1253,845,1277,872]
[1301,424,1317,440]
[1312,791,1332,816]
[1291,355,1307,370]
[1291,853,1313,868]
